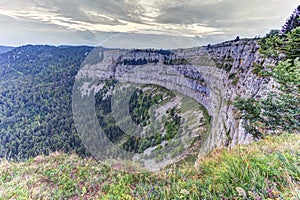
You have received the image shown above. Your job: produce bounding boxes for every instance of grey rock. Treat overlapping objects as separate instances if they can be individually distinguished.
[76,39,275,164]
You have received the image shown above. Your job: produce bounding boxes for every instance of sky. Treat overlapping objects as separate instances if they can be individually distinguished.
[0,0,299,49]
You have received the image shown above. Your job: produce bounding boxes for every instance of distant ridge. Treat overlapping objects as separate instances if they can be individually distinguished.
[0,46,15,54]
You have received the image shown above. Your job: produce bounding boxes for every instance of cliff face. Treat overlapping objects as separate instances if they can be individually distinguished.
[77,39,275,159]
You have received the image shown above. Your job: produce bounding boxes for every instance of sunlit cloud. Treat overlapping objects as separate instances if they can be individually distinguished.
[0,0,298,48]
[0,6,221,37]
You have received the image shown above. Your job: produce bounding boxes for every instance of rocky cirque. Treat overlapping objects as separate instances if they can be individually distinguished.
[76,39,275,161]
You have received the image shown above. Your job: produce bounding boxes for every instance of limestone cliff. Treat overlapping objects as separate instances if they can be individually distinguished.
[77,39,276,160]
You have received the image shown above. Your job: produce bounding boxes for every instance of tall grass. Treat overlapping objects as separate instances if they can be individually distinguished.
[0,133,299,199]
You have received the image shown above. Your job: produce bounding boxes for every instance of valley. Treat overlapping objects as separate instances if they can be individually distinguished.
[0,5,299,199]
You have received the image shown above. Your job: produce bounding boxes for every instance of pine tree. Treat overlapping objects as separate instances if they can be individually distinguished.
[280,5,300,35]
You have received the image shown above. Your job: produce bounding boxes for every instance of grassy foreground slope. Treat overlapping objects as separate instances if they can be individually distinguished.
[0,133,299,199]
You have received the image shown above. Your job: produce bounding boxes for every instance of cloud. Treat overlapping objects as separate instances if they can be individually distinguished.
[0,0,221,37]
[155,0,297,29]
[0,0,299,48]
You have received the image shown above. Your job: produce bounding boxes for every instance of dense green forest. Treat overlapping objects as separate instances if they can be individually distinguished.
[0,45,93,160]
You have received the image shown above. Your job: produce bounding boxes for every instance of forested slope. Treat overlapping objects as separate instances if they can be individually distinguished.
[0,45,93,159]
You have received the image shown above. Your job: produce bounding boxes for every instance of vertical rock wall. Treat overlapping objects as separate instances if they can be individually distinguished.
[77,39,274,160]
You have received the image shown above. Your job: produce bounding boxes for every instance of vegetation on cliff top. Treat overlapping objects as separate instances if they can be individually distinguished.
[234,10,300,138]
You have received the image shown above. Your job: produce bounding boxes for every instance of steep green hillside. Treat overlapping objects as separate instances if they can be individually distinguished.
[0,133,299,199]
[0,45,93,159]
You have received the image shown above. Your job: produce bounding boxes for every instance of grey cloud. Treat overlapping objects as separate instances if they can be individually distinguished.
[9,0,141,26]
[98,32,199,49]
[0,0,299,48]
[46,0,145,25]
[155,0,299,36]
[155,1,237,25]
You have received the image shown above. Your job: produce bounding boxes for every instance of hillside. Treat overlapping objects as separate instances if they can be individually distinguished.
[0,46,14,54]
[0,45,93,159]
[0,133,299,199]
[0,9,299,169]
